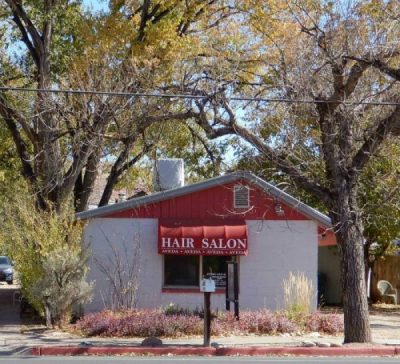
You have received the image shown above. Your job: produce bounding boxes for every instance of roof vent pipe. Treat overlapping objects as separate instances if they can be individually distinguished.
[153,158,185,192]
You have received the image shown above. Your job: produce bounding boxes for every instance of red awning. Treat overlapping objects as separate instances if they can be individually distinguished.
[159,221,248,256]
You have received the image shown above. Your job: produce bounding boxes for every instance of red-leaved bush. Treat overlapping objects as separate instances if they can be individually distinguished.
[75,310,203,337]
[305,312,344,335]
[73,309,343,338]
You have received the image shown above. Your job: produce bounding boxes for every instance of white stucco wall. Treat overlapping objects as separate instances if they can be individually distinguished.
[84,218,318,312]
[241,220,318,310]
[84,218,161,312]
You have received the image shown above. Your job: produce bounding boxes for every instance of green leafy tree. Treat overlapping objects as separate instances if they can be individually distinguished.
[0,0,234,320]
[0,0,233,212]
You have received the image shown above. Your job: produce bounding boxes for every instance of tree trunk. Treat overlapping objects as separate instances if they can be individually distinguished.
[74,150,101,212]
[332,190,372,343]
[99,169,119,207]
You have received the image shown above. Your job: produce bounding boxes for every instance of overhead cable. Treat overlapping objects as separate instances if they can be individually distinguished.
[0,86,399,106]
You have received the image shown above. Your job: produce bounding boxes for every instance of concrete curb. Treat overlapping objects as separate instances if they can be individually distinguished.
[216,346,399,356]
[31,346,216,356]
[31,345,400,357]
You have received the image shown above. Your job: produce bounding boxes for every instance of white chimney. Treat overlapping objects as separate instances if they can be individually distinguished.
[153,158,184,192]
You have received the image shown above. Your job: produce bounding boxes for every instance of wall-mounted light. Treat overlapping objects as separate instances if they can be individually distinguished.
[274,203,285,216]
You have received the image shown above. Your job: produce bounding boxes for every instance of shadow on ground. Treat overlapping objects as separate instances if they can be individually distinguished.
[0,285,20,326]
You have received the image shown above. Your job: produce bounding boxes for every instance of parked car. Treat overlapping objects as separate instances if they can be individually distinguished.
[0,256,13,285]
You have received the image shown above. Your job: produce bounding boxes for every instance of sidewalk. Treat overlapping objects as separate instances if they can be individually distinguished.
[1,312,400,357]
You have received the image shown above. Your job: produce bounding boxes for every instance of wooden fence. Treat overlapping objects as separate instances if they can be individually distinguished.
[370,256,400,303]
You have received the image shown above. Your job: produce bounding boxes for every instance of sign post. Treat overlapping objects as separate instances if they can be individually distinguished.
[200,278,215,347]
[226,261,239,320]
[203,291,211,347]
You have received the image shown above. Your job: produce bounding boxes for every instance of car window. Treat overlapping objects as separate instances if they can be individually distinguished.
[0,257,10,265]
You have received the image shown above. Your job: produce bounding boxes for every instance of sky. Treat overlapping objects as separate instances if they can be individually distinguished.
[82,0,109,14]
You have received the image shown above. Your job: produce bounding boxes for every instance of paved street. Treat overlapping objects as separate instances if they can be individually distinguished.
[1,357,400,363]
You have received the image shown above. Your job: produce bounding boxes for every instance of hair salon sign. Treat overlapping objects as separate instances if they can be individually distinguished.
[158,222,248,256]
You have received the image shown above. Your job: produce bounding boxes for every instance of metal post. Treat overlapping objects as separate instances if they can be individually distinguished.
[226,261,240,320]
[234,260,239,320]
[203,292,211,346]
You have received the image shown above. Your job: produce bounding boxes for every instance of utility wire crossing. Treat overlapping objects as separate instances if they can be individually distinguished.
[0,86,399,106]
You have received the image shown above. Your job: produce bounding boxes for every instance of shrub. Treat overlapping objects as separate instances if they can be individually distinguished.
[305,312,344,335]
[233,309,279,334]
[31,243,93,326]
[275,312,300,333]
[75,309,204,337]
[76,311,115,336]
[73,309,343,338]
[0,196,93,327]
[282,272,316,318]
[163,303,196,316]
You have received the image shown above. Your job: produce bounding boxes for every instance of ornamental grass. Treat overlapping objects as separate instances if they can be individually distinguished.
[282,271,316,319]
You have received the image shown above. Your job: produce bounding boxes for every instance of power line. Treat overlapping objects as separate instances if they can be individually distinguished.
[0,86,399,106]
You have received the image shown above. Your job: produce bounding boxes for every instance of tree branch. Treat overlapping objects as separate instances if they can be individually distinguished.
[9,13,39,67]
[185,123,218,167]
[75,148,102,212]
[344,53,400,81]
[231,122,333,205]
[0,96,35,182]
[98,140,151,207]
[5,0,44,61]
[351,104,400,175]
[192,96,332,204]
[137,0,151,42]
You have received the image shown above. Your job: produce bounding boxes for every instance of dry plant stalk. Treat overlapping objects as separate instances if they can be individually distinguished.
[283,272,315,317]
[94,229,141,311]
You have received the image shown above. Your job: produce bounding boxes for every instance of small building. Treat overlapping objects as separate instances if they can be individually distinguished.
[77,159,340,312]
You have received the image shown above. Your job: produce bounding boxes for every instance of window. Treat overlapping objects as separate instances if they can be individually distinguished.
[203,256,232,288]
[164,255,199,286]
[163,255,233,288]
[234,185,249,208]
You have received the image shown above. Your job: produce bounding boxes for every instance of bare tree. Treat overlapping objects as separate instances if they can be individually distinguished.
[94,231,142,311]
[184,1,400,343]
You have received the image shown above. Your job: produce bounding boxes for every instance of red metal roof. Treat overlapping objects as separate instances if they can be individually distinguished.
[76,172,336,246]
[104,180,309,221]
